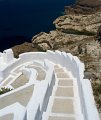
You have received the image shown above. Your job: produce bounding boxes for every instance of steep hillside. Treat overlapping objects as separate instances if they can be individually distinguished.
[12,0,101,114]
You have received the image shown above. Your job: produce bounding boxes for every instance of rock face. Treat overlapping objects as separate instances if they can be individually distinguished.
[12,0,101,112]
[12,42,38,58]
[54,13,101,34]
[31,11,101,111]
[32,30,101,84]
[32,30,90,51]
[32,31,101,111]
[65,0,101,15]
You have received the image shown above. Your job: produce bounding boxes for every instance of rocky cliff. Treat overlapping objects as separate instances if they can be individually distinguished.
[31,13,101,112]
[65,0,101,15]
[12,0,101,113]
[54,12,101,34]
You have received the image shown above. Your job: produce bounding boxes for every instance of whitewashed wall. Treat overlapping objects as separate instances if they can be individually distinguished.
[0,50,100,120]
[0,103,26,120]
[0,58,55,120]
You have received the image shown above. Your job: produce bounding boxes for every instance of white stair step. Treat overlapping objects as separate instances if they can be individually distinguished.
[42,64,84,120]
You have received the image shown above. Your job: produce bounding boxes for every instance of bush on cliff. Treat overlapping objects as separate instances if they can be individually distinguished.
[0,88,12,95]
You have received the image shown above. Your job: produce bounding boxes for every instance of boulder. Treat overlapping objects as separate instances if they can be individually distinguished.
[54,13,101,34]
[37,43,50,51]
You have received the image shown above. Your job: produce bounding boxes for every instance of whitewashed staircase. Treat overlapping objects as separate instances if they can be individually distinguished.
[0,50,100,120]
[42,64,84,120]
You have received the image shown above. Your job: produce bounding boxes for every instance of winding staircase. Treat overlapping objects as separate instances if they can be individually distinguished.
[0,50,100,120]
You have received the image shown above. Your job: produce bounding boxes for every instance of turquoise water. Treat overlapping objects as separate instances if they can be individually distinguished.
[0,0,75,51]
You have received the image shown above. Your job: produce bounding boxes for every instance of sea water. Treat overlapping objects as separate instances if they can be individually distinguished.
[0,0,75,51]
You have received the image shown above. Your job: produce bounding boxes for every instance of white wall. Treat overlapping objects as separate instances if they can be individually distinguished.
[14,50,101,119]
[0,103,26,120]
[0,49,99,120]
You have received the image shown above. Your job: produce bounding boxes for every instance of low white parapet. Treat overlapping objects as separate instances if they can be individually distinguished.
[82,79,100,120]
[0,49,100,120]
[0,102,26,120]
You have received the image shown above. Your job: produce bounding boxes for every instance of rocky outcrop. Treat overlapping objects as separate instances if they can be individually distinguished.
[32,30,90,51]
[32,30,101,111]
[32,30,101,79]
[65,0,101,15]
[31,11,101,111]
[12,42,39,58]
[12,0,101,112]
[54,12,101,34]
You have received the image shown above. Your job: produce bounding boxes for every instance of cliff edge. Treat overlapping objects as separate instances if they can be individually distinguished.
[65,0,101,15]
[12,0,101,114]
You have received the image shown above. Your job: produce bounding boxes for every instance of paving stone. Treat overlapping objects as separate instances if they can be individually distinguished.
[52,98,74,114]
[54,65,60,69]
[58,80,73,86]
[48,116,75,120]
[11,74,29,89]
[0,114,14,120]
[0,84,34,109]
[56,73,70,78]
[55,87,74,97]
[54,68,65,73]
[58,79,73,81]
[27,66,46,80]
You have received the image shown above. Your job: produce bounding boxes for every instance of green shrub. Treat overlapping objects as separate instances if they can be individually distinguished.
[0,88,12,95]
